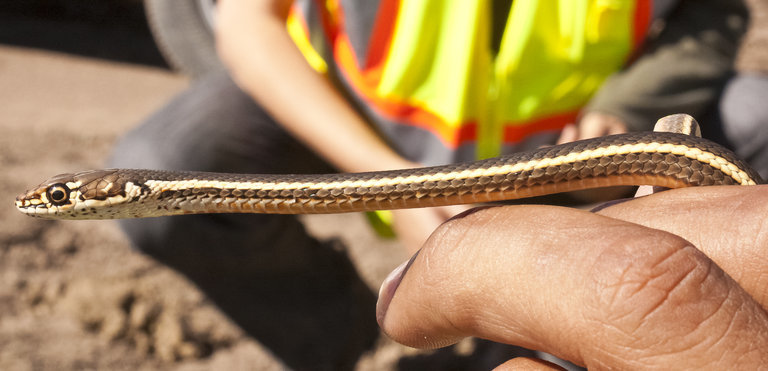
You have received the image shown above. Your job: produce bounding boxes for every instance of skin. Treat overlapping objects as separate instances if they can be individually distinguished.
[557,112,629,145]
[377,186,768,369]
[215,0,625,253]
[215,3,764,365]
[215,0,470,252]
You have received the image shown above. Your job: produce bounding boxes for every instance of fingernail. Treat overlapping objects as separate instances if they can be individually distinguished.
[446,205,494,222]
[589,197,632,212]
[376,249,420,326]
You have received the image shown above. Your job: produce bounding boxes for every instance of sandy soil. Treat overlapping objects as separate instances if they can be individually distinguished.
[0,44,436,370]
[0,4,542,367]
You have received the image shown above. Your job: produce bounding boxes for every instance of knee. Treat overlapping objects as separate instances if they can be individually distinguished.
[719,74,768,143]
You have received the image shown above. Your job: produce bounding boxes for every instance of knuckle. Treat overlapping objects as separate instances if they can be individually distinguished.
[585,232,737,353]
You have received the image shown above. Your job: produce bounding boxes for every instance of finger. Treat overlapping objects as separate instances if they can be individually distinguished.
[556,124,578,145]
[576,112,628,140]
[607,121,628,135]
[597,185,768,307]
[392,207,458,254]
[378,206,768,368]
[576,119,607,140]
[436,204,473,220]
[494,357,566,371]
[634,185,667,197]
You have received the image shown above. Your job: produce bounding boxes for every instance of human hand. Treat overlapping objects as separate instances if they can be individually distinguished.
[391,205,471,254]
[377,186,768,369]
[557,112,628,144]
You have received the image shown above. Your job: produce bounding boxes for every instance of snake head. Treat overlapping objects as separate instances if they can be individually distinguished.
[15,169,124,219]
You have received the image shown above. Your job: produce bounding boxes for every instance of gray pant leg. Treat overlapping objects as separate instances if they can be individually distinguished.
[109,71,377,370]
[720,73,768,180]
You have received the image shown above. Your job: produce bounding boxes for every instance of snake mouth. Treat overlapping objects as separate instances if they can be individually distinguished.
[15,187,68,219]
[15,195,48,217]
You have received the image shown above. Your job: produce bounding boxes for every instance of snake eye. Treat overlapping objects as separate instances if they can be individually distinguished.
[46,183,70,205]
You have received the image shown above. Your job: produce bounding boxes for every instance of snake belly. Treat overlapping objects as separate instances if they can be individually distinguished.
[15,132,763,220]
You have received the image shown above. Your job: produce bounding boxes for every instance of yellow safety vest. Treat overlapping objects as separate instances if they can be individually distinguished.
[288,0,652,164]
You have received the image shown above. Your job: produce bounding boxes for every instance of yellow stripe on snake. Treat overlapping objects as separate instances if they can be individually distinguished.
[15,115,763,220]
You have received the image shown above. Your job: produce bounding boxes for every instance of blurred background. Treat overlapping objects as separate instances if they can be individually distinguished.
[0,1,444,370]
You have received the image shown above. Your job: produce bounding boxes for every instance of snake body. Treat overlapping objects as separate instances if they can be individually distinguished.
[16,130,762,220]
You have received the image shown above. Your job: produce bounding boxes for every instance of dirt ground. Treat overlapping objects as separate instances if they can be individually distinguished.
[0,17,432,371]
[0,7,528,371]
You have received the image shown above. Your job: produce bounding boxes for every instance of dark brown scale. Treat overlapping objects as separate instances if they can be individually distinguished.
[563,168,579,180]
[599,156,612,167]
[531,167,546,178]
[374,193,391,202]
[617,162,631,174]
[545,166,559,176]
[592,162,607,176]
[586,158,599,169]
[642,160,656,172]
[680,166,694,179]
[664,163,682,176]
[23,131,760,219]
[498,178,514,191]
[690,160,702,171]
[579,167,592,178]
[395,183,411,192]
[427,187,444,198]
[689,171,703,183]
[551,168,567,182]
[477,176,492,185]
[401,189,416,199]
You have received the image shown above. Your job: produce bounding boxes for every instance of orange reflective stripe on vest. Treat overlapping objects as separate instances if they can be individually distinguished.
[290,0,652,162]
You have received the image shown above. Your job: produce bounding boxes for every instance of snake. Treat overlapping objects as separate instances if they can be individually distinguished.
[15,114,763,220]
